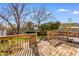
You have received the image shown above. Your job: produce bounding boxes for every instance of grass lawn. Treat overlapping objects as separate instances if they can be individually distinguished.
[0,37,31,56]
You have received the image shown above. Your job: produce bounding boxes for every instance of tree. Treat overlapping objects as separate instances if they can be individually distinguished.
[0,3,29,34]
[26,21,34,30]
[39,21,60,35]
[6,24,17,35]
[31,7,52,30]
[48,21,60,30]
[66,18,73,30]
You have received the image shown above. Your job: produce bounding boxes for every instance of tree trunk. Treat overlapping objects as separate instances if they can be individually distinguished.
[38,22,41,30]
[16,19,20,34]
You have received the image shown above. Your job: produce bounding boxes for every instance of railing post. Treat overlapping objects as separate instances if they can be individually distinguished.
[29,33,39,56]
[66,31,69,42]
[76,32,78,44]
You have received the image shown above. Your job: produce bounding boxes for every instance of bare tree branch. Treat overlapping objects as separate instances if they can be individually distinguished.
[0,3,29,34]
[0,14,16,33]
[31,7,53,29]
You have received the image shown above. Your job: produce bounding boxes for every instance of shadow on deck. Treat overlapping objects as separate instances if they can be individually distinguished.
[10,37,79,56]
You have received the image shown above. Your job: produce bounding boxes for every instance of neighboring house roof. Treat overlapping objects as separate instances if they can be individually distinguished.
[59,23,79,29]
[59,23,79,32]
[70,27,79,28]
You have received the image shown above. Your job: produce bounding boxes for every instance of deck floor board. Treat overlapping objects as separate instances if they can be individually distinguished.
[10,39,78,56]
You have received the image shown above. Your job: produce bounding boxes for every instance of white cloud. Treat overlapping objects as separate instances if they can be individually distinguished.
[58,9,70,12]
[46,11,51,14]
[72,11,79,14]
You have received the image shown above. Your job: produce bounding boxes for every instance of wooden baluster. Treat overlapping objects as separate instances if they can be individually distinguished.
[24,35,27,55]
[17,36,18,54]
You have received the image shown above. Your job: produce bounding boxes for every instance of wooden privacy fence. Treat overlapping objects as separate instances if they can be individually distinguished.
[0,33,39,56]
[47,30,79,43]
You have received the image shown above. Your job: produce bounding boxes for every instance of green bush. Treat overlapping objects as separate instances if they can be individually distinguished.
[26,30,36,34]
[39,21,60,35]
[25,21,60,36]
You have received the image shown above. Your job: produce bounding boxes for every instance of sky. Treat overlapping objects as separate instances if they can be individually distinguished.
[30,3,79,23]
[0,3,79,23]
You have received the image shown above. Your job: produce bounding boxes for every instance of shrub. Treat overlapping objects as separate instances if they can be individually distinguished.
[26,30,36,34]
[39,21,60,35]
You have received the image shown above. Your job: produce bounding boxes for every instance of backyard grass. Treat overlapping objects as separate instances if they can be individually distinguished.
[0,37,31,56]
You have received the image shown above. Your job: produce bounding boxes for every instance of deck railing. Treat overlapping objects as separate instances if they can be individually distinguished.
[0,33,39,56]
[47,30,79,43]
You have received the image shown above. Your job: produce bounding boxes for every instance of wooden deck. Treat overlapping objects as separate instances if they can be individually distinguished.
[1,31,79,56]
[38,40,77,56]
[9,39,78,56]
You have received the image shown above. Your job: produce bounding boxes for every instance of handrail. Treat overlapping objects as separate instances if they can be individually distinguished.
[47,30,79,42]
[0,33,36,38]
[0,33,38,56]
